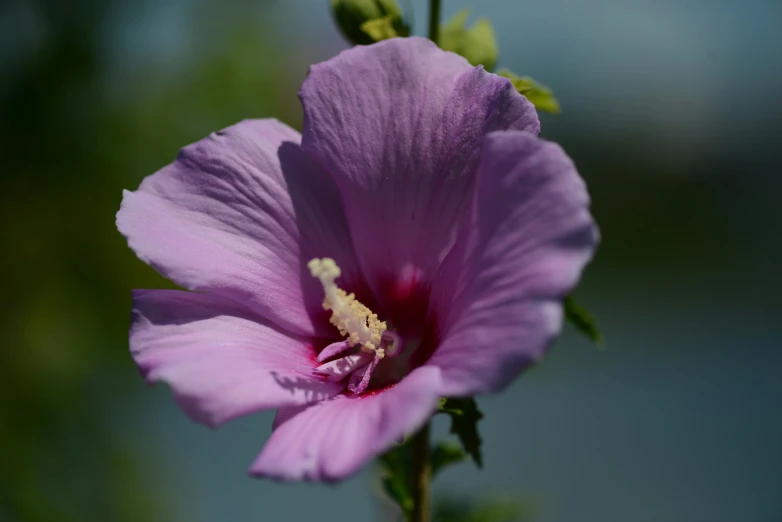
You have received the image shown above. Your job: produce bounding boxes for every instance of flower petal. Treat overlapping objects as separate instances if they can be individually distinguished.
[130,289,343,428]
[426,131,599,396]
[250,366,442,481]
[300,38,539,329]
[117,118,362,338]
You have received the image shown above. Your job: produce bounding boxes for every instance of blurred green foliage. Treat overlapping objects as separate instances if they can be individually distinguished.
[0,1,300,520]
[379,440,415,519]
[439,9,498,71]
[361,15,402,41]
[430,442,468,477]
[497,70,561,114]
[433,495,534,522]
[330,0,409,45]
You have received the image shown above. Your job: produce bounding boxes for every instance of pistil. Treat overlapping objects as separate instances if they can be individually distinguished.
[310,258,403,394]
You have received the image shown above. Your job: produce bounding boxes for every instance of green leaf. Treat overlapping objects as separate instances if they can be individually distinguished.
[564,295,604,346]
[382,475,413,516]
[431,442,468,477]
[379,442,413,517]
[439,9,499,71]
[360,16,398,41]
[497,70,561,114]
[438,397,484,468]
[434,495,534,522]
[330,0,409,45]
[437,397,463,415]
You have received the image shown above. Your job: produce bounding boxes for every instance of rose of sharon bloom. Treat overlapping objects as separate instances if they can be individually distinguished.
[117,37,598,481]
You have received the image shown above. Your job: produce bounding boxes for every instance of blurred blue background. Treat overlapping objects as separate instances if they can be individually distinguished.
[1,1,780,521]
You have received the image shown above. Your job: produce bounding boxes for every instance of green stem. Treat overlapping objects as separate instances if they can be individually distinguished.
[428,0,442,45]
[409,422,431,522]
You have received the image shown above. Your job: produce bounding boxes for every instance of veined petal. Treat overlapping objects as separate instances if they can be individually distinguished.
[426,131,599,396]
[250,366,442,481]
[117,119,363,338]
[300,38,539,332]
[130,290,343,428]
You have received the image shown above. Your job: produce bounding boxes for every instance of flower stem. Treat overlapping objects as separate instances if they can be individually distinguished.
[428,0,441,45]
[409,421,431,522]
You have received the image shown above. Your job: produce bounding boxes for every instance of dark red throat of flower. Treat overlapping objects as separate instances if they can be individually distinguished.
[308,258,440,396]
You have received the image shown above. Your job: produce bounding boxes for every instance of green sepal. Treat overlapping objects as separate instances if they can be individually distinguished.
[497,70,561,114]
[439,9,499,71]
[564,295,604,346]
[330,0,409,45]
[379,442,413,517]
[438,397,484,468]
[431,441,468,477]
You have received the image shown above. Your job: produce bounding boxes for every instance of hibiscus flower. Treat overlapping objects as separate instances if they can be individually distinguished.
[117,37,598,481]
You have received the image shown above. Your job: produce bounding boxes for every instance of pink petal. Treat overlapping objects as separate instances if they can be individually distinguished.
[130,289,343,428]
[299,38,539,334]
[250,366,442,481]
[426,131,599,396]
[117,119,362,338]
[316,340,352,362]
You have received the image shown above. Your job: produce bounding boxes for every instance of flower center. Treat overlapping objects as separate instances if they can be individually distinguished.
[309,258,402,394]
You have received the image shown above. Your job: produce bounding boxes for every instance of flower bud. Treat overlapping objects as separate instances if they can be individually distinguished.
[330,0,409,45]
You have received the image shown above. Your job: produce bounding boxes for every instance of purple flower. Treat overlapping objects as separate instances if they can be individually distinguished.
[117,37,598,481]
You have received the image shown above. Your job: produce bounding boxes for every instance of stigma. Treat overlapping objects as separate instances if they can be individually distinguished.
[308,258,387,357]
